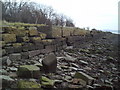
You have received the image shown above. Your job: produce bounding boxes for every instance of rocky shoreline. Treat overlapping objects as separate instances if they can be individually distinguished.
[1,32,119,90]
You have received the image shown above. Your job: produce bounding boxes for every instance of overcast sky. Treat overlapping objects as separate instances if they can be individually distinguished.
[29,0,118,31]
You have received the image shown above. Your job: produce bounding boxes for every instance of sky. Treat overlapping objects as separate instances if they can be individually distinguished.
[24,0,119,31]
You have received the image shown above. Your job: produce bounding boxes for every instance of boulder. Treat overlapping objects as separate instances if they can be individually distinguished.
[18,80,41,89]
[74,72,95,86]
[42,53,57,73]
[17,65,41,78]
[2,34,16,43]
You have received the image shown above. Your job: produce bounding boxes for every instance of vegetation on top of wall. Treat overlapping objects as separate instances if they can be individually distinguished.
[2,21,47,27]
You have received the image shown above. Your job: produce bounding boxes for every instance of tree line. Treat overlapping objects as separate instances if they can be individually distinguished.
[2,0,75,27]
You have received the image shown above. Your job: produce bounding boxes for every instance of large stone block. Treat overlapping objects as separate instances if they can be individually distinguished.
[17,36,30,42]
[3,26,27,37]
[34,43,44,50]
[5,47,14,54]
[29,27,38,36]
[18,80,41,88]
[22,43,35,51]
[30,37,41,43]
[45,45,56,52]
[2,34,16,43]
[39,32,47,39]
[42,53,57,73]
[41,39,54,45]
[9,53,21,60]
[21,52,29,59]
[12,43,22,53]
[17,65,41,78]
[28,50,41,58]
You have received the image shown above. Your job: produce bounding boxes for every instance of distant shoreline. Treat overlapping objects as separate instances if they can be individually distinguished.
[103,30,119,34]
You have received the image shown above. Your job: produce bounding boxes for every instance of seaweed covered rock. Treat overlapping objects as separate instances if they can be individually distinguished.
[41,76,55,87]
[17,65,41,79]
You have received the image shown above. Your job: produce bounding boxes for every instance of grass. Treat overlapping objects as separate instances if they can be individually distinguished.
[2,20,47,27]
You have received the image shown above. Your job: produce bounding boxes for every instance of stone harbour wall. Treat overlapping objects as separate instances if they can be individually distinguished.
[1,25,106,60]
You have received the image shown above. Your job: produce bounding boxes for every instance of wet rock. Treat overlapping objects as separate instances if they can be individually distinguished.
[0,69,7,75]
[1,56,11,66]
[9,67,18,72]
[71,63,79,68]
[18,80,41,88]
[68,84,84,88]
[41,76,55,87]
[79,60,88,65]
[42,53,57,73]
[72,78,87,86]
[74,72,95,85]
[17,65,41,79]
[64,54,77,62]
[94,85,113,90]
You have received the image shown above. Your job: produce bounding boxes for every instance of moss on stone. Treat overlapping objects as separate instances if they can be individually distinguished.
[12,43,22,47]
[18,80,41,89]
[2,34,16,43]
[41,76,55,86]
[29,27,38,36]
[39,32,47,39]
[21,36,30,42]
[31,37,41,43]
[17,65,41,78]
[0,41,6,48]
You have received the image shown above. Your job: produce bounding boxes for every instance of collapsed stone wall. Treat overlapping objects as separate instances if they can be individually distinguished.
[1,25,105,61]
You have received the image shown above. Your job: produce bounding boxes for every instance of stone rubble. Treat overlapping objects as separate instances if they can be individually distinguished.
[1,32,119,90]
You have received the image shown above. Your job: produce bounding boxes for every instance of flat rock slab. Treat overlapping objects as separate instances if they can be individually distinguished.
[18,80,41,88]
[17,65,41,79]
[9,53,21,60]
[42,53,57,73]
[74,72,95,85]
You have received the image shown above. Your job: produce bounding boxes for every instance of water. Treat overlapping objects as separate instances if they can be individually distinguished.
[103,30,119,34]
